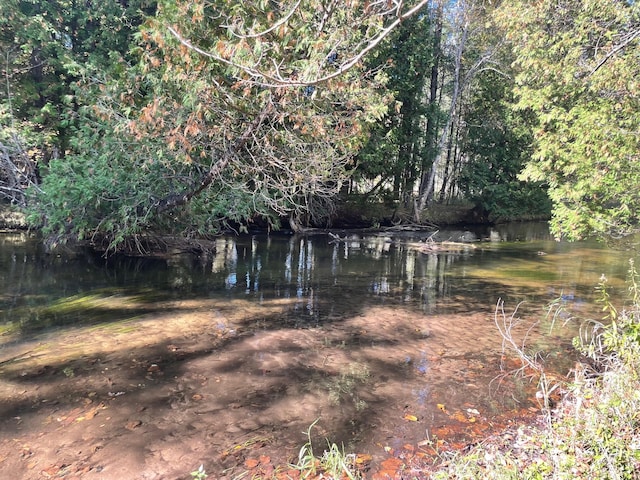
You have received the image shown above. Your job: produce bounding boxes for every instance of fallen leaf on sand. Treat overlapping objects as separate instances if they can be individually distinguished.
[450,410,468,423]
[41,465,63,477]
[125,420,142,430]
[376,457,403,478]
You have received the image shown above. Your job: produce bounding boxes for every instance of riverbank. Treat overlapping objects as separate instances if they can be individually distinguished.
[0,199,549,257]
[0,205,27,231]
[425,277,640,479]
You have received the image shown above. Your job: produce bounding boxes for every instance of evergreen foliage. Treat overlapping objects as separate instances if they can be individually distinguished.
[459,70,551,222]
[497,0,640,239]
[26,0,406,247]
[2,0,639,249]
[354,8,436,202]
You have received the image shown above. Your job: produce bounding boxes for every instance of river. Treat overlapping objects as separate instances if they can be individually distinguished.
[0,223,637,478]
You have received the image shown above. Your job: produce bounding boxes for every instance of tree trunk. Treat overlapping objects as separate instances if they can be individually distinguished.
[438,106,462,203]
[415,21,468,221]
[420,2,443,196]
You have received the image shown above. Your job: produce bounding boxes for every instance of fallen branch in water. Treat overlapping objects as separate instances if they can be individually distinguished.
[408,240,477,254]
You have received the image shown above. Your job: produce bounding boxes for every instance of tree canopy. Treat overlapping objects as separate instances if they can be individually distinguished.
[26,0,435,251]
[497,0,640,239]
[2,0,639,251]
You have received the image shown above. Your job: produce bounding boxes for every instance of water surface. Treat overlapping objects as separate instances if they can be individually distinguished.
[0,224,637,477]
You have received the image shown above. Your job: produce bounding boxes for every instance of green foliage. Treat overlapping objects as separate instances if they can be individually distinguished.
[27,0,403,249]
[190,465,208,479]
[122,0,391,230]
[587,261,640,374]
[459,68,551,222]
[0,0,153,150]
[497,0,640,239]
[554,262,640,477]
[292,419,360,480]
[30,106,272,251]
[354,9,436,199]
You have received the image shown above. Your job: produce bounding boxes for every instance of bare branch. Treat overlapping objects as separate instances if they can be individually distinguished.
[589,27,640,77]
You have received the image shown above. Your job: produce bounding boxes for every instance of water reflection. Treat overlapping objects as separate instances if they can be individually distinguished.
[183,227,634,324]
[198,233,477,322]
[3,226,639,333]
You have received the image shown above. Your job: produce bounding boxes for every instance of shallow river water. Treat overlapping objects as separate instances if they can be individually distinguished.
[0,223,638,478]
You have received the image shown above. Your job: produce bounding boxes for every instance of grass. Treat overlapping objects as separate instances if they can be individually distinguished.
[326,362,370,412]
[290,419,361,480]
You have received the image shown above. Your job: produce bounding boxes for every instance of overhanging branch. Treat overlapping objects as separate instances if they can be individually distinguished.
[166,0,430,87]
[154,99,275,213]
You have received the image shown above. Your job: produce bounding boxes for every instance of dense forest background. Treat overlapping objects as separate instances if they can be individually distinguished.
[0,0,638,253]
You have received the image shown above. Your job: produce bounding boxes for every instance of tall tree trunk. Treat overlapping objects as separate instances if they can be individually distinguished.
[447,136,464,201]
[438,104,463,203]
[420,2,443,195]
[438,116,457,203]
[414,21,468,221]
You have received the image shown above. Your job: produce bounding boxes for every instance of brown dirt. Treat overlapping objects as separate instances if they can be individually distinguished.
[0,295,561,480]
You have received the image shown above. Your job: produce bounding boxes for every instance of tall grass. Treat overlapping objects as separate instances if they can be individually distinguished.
[291,418,360,480]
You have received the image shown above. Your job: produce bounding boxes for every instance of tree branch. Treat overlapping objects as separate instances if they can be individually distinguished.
[166,0,430,87]
[589,27,640,77]
[154,99,275,213]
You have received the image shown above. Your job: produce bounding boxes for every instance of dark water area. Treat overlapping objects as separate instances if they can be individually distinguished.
[0,223,639,478]
[1,222,635,333]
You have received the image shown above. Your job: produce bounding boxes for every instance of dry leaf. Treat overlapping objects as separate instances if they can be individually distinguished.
[125,420,142,430]
[451,411,467,423]
[379,457,403,477]
[355,453,372,465]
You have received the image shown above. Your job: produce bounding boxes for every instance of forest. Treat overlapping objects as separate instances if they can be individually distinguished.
[0,0,638,253]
